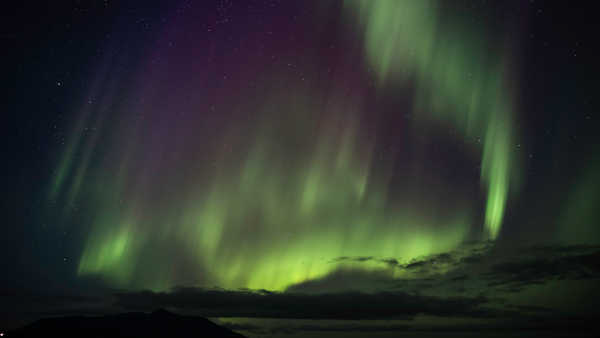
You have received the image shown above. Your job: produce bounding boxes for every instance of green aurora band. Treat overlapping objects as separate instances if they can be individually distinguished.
[50,0,520,291]
[344,0,519,239]
[74,86,472,291]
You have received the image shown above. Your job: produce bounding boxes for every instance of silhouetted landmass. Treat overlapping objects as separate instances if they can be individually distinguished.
[6,309,246,338]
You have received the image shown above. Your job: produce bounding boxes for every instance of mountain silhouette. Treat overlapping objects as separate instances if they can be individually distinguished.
[6,309,246,338]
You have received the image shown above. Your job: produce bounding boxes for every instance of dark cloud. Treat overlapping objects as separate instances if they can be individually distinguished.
[5,243,599,332]
[333,256,374,263]
[402,252,456,272]
[285,268,397,293]
[380,258,400,266]
[485,247,600,290]
[329,242,493,277]
[524,244,600,255]
[450,274,469,281]
[504,304,556,313]
[459,253,485,264]
[113,287,493,320]
[228,315,600,336]
[331,256,399,267]
[219,322,264,333]
[272,321,598,335]
[326,243,600,295]
[281,243,498,297]
[59,243,599,325]
[270,323,411,333]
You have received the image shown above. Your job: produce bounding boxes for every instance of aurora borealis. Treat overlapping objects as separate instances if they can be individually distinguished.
[44,0,520,292]
[4,0,600,336]
[345,0,519,239]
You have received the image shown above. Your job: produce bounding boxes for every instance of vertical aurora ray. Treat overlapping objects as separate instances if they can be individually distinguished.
[481,106,513,239]
[48,0,522,292]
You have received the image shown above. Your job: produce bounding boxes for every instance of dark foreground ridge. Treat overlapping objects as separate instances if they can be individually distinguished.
[6,309,246,338]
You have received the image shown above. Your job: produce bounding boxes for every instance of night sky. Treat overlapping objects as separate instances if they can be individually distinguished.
[2,0,600,337]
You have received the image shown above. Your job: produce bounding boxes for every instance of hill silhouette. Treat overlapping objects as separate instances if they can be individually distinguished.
[6,309,246,338]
